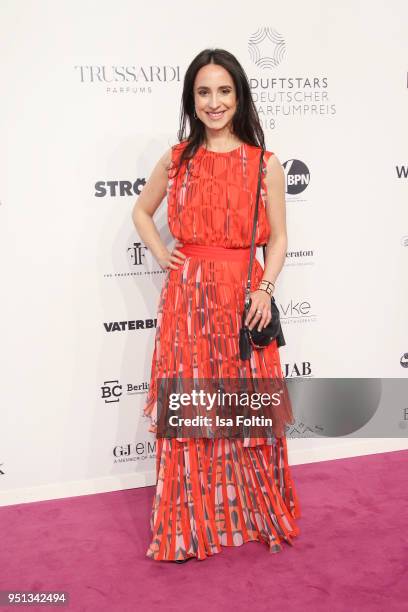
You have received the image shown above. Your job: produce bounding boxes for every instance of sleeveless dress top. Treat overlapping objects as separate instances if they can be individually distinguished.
[167,141,272,248]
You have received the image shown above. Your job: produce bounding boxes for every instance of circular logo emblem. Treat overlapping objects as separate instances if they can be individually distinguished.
[400,353,408,368]
[282,159,310,195]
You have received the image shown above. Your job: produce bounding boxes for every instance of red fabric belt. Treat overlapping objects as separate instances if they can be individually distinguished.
[178,243,251,262]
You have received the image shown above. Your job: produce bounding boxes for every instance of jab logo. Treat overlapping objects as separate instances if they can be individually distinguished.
[283,361,313,377]
[283,159,310,196]
[94,178,146,197]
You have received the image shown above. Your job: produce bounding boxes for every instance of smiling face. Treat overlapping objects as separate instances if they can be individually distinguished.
[193,63,238,136]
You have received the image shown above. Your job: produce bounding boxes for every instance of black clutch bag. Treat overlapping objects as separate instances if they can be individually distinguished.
[239,149,286,361]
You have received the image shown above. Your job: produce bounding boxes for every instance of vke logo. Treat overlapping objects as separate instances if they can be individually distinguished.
[279,299,312,317]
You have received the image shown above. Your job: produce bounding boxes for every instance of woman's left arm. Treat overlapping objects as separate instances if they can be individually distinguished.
[245,153,287,331]
[261,152,288,286]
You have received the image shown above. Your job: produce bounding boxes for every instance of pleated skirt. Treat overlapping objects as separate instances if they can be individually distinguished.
[144,243,301,561]
[146,436,301,561]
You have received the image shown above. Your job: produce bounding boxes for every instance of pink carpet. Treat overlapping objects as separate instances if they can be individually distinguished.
[1,450,407,611]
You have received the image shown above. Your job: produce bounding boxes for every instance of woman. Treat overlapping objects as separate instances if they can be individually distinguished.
[132,48,301,563]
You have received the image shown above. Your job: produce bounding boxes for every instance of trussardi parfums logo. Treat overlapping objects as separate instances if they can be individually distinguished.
[74,64,181,95]
[400,353,408,368]
[248,27,286,69]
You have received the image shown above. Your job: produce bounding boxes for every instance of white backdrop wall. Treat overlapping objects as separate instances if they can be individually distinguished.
[1,0,407,506]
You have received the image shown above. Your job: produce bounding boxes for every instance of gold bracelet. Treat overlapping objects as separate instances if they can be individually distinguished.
[258,279,275,294]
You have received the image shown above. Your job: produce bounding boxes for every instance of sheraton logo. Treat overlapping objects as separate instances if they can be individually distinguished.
[285,249,315,266]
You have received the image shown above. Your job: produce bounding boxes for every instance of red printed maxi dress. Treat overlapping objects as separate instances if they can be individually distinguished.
[143,140,301,562]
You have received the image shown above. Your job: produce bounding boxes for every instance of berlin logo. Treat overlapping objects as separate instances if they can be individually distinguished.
[248,27,286,70]
[283,159,310,196]
[101,380,149,403]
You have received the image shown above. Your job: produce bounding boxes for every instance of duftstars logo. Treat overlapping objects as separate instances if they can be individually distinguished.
[248,27,286,70]
[247,26,335,129]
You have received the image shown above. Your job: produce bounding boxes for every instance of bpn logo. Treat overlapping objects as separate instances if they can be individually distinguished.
[283,159,310,195]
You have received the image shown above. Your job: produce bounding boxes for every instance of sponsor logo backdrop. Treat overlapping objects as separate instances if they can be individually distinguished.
[1,1,407,504]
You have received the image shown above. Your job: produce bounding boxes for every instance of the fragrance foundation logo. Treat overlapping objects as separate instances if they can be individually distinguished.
[103,242,166,279]
[95,178,146,197]
[247,26,336,130]
[113,441,156,463]
[103,318,157,332]
[285,249,315,266]
[101,379,149,403]
[74,64,181,94]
